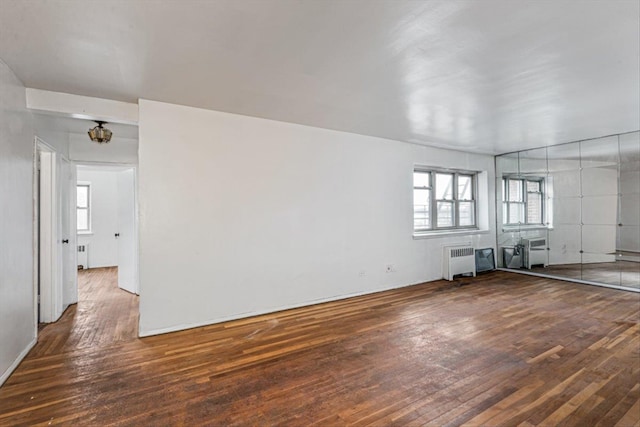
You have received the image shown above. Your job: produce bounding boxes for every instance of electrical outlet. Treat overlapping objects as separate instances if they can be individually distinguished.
[358,270,366,277]
[385,264,395,273]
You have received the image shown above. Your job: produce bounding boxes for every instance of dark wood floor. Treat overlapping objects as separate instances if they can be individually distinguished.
[34,267,139,357]
[1,268,639,426]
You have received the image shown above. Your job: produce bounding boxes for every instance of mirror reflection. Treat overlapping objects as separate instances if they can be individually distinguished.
[496,131,640,291]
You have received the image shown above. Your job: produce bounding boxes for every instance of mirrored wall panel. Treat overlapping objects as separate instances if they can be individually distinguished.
[496,131,640,291]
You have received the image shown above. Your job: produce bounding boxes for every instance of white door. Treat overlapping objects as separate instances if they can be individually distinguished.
[59,157,77,307]
[117,168,138,294]
[39,149,76,322]
[39,150,60,322]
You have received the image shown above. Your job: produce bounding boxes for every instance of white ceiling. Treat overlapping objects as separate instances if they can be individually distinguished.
[0,0,638,154]
[32,114,139,140]
[77,164,135,173]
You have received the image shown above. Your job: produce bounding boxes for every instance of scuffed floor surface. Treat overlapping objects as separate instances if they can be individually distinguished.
[1,268,639,426]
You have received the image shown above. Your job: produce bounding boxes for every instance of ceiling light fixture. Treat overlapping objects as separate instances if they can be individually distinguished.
[88,121,113,143]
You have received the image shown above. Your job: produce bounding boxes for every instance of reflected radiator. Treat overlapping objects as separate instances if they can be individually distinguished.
[522,238,547,269]
[443,245,476,281]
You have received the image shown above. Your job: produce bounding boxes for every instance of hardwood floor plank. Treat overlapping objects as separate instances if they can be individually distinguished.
[540,375,615,425]
[526,344,564,364]
[615,398,640,427]
[0,268,638,425]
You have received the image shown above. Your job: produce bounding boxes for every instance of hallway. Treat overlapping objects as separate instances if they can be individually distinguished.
[34,267,139,357]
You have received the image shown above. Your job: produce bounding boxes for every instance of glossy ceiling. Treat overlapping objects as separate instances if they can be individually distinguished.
[0,0,638,154]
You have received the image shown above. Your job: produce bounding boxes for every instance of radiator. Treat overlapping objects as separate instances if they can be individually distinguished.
[522,238,547,269]
[443,245,476,281]
[77,244,88,269]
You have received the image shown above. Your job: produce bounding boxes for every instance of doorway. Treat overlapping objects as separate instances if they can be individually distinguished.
[75,164,139,295]
[31,157,140,356]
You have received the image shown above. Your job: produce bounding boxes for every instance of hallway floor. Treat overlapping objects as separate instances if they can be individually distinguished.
[35,267,139,356]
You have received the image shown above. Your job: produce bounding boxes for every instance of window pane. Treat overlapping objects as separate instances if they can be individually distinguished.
[527,194,542,224]
[77,185,88,208]
[414,218,430,229]
[503,202,508,224]
[414,189,431,229]
[459,201,475,226]
[458,175,473,200]
[508,179,523,202]
[437,201,454,227]
[526,180,540,192]
[508,202,524,224]
[414,209,431,229]
[436,173,453,200]
[413,171,430,188]
[77,209,88,230]
[413,189,430,206]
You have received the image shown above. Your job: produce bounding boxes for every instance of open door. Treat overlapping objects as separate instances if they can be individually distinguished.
[38,141,76,323]
[39,150,61,322]
[59,156,77,307]
[117,168,138,294]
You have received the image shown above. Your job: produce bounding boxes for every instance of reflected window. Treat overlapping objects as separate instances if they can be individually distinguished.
[414,169,477,231]
[502,177,544,226]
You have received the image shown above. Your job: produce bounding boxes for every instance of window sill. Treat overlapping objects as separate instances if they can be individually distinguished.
[77,231,93,235]
[501,225,551,233]
[413,228,491,240]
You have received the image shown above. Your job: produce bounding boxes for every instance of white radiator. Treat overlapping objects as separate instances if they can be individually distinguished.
[522,238,547,269]
[443,245,476,281]
[77,244,88,269]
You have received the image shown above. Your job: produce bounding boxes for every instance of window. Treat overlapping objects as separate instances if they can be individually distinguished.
[502,177,544,225]
[77,183,91,232]
[413,169,477,232]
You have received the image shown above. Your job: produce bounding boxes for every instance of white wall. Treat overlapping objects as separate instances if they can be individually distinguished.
[77,169,119,268]
[0,59,36,385]
[138,99,496,336]
[69,133,138,164]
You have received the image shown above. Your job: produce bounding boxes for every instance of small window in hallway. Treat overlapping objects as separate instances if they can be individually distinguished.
[77,183,91,232]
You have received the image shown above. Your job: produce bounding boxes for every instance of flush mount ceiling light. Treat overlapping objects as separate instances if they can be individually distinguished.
[88,121,113,143]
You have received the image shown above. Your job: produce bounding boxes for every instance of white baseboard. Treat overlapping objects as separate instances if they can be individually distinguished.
[0,337,37,387]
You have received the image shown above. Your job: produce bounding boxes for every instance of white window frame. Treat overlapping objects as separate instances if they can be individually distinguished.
[77,182,92,234]
[413,168,478,232]
[502,176,545,226]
